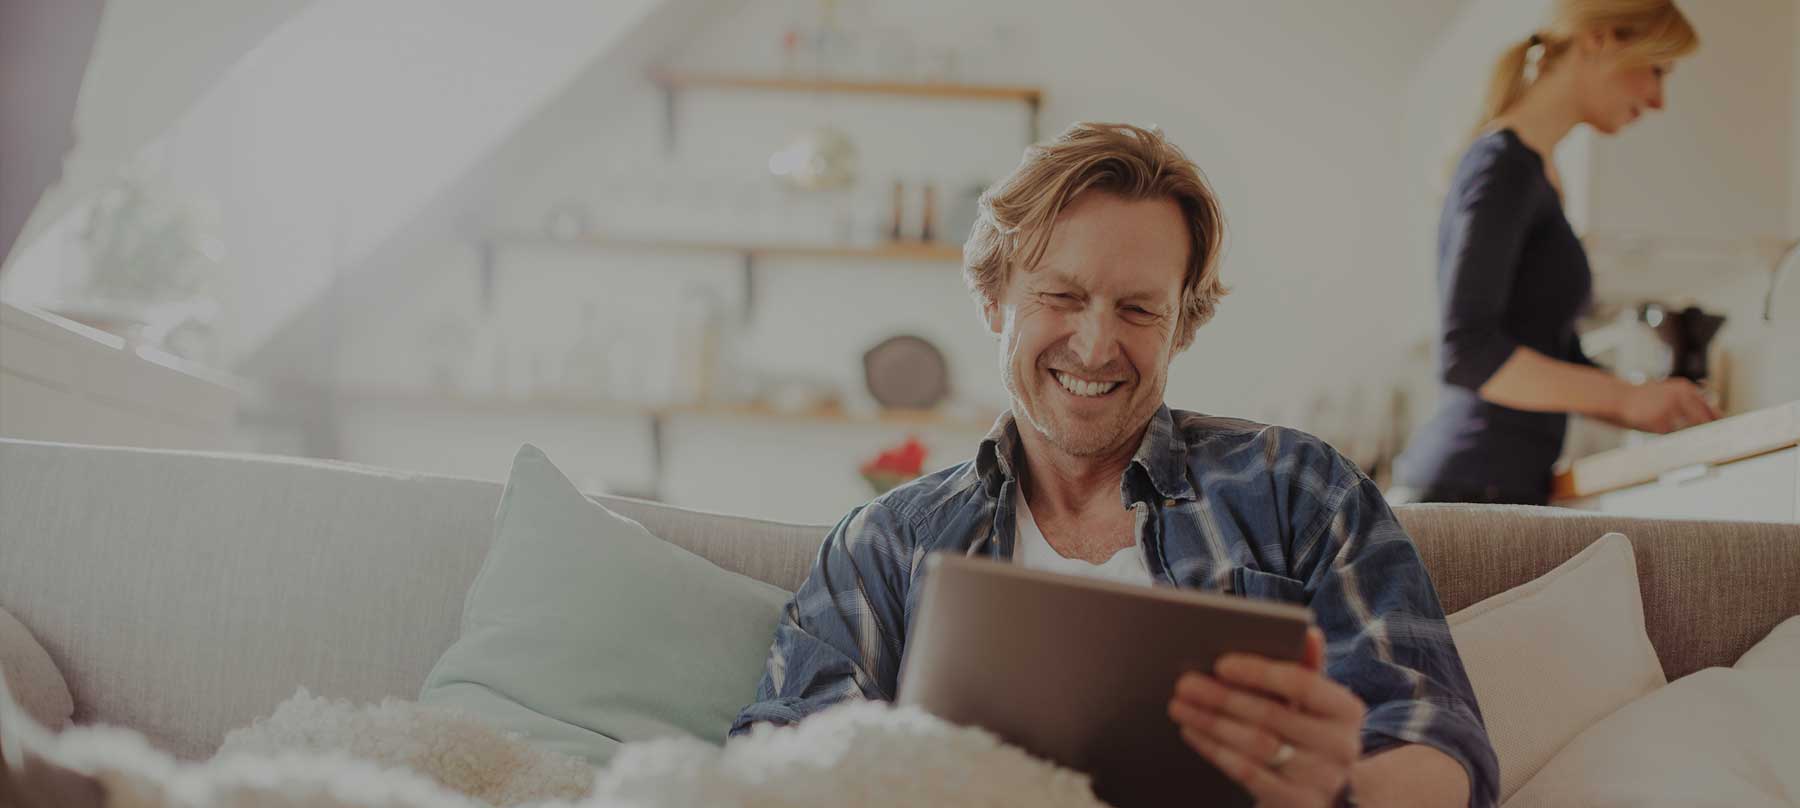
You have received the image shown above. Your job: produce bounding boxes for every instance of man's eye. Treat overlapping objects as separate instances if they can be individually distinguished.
[1124,306,1159,322]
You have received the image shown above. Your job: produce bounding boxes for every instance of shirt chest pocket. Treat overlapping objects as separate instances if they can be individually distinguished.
[1230,567,1309,605]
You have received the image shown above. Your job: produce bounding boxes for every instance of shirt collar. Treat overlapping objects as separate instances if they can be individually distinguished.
[976,405,1198,504]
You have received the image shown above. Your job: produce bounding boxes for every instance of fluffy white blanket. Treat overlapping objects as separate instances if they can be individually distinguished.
[2,689,1105,808]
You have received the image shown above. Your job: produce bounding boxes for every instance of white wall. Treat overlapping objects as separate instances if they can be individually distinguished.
[1586,0,1792,241]
[315,0,1462,522]
[1663,0,1792,412]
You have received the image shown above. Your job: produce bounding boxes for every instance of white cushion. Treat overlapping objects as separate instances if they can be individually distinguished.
[1446,533,1666,803]
[1504,616,1800,807]
[1734,615,1800,672]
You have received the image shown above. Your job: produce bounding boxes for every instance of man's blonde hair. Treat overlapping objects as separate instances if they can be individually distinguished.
[962,122,1227,349]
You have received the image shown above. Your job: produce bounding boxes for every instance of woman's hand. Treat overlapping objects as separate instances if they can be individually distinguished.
[1617,377,1721,433]
[1168,627,1362,807]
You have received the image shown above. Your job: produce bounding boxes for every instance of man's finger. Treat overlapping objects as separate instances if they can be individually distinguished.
[1301,626,1325,672]
[1169,699,1349,795]
[1169,697,1287,765]
[1173,674,1359,765]
[1215,654,1365,721]
[1181,726,1318,808]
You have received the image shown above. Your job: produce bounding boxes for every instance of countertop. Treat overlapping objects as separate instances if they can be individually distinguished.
[1552,400,1800,500]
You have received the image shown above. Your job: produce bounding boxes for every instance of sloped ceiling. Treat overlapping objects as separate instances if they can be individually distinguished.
[235,0,728,380]
[5,0,673,369]
[6,0,315,261]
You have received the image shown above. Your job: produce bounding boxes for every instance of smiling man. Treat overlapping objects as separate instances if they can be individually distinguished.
[731,123,1499,808]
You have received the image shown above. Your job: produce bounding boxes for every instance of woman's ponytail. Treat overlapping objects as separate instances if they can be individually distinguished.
[1471,34,1538,142]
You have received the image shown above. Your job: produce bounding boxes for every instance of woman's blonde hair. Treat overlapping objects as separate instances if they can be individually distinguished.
[962,122,1227,350]
[1474,0,1698,140]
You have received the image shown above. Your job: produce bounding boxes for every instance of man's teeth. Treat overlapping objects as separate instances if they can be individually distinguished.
[1054,371,1120,398]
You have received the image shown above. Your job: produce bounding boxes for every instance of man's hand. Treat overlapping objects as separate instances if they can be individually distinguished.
[1167,627,1363,807]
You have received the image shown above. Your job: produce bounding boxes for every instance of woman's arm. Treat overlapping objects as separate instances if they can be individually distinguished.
[1434,146,1719,435]
[1477,346,1626,416]
[1480,347,1720,433]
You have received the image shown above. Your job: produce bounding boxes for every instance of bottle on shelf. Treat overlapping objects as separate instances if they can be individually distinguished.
[672,286,726,405]
[919,182,938,244]
[560,301,613,399]
[888,179,906,243]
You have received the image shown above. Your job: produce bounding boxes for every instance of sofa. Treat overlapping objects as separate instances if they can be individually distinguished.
[2,437,1797,802]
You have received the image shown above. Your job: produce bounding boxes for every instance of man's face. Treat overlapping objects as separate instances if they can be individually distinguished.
[986,191,1190,459]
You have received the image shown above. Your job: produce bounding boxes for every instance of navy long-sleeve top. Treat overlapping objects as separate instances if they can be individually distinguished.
[1395,129,1596,502]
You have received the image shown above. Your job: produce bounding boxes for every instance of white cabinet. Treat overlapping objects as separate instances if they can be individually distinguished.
[0,302,240,450]
[1563,446,1799,522]
[1555,402,1800,522]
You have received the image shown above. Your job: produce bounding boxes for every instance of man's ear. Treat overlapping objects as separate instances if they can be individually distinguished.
[981,300,1004,336]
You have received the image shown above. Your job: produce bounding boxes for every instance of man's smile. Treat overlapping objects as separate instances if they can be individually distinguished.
[1049,369,1125,399]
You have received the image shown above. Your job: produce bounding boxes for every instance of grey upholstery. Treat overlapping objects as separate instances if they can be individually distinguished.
[1,438,1793,759]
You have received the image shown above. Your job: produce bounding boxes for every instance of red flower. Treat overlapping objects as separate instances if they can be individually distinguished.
[859,436,928,493]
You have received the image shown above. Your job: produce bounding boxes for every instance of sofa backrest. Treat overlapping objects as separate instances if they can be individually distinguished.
[0,438,824,760]
[2,438,1795,761]
[1391,504,1799,684]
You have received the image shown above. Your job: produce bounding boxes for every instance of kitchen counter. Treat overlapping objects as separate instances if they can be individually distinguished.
[1552,400,1800,502]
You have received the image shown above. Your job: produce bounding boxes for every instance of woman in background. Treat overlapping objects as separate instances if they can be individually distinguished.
[1393,0,1719,506]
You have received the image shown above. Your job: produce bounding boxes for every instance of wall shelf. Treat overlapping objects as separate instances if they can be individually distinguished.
[334,388,990,428]
[648,69,1045,149]
[480,234,963,316]
[334,388,996,501]
[651,71,1043,103]
[486,233,962,262]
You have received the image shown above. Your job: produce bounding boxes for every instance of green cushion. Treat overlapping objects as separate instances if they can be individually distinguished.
[420,444,789,764]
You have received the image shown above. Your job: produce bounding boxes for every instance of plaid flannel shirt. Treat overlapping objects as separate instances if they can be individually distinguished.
[732,406,1499,808]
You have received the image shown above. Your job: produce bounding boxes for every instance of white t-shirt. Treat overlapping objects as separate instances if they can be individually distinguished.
[1012,485,1154,586]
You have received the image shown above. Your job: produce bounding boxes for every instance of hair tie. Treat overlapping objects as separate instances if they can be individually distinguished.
[1522,33,1548,82]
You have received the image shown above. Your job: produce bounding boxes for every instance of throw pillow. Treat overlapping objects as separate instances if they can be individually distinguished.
[419,444,791,765]
[1734,615,1800,671]
[1445,532,1666,803]
[0,605,73,730]
[1505,616,1800,807]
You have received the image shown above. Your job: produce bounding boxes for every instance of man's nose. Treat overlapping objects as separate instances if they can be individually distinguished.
[1068,308,1120,371]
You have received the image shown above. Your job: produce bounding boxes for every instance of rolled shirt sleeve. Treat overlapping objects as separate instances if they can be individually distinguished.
[1292,462,1501,808]
[1437,147,1541,392]
[730,500,914,736]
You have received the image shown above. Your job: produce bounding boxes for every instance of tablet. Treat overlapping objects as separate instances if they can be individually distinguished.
[897,553,1312,808]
